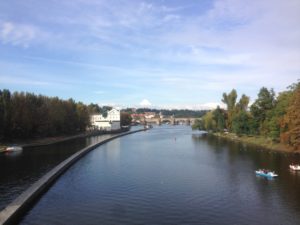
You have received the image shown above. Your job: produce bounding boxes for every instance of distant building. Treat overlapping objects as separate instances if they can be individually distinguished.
[159,111,164,119]
[90,108,120,131]
[144,112,156,119]
[131,113,144,119]
[131,113,145,124]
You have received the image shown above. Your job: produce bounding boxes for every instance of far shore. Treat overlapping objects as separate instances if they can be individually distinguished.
[209,132,300,154]
[0,128,130,152]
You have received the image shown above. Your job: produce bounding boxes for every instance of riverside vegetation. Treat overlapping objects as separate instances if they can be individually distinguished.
[0,90,132,142]
[193,81,300,152]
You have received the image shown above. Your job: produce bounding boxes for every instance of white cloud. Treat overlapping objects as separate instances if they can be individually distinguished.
[0,21,45,47]
[0,0,299,108]
[140,99,152,107]
[157,0,300,69]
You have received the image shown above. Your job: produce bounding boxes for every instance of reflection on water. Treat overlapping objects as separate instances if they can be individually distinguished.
[19,126,300,225]
[0,133,114,210]
[3,149,23,157]
[193,132,300,211]
[106,137,121,162]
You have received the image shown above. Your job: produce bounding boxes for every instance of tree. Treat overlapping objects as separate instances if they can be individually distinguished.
[192,119,205,130]
[232,111,251,135]
[0,90,95,139]
[222,89,237,130]
[121,112,132,126]
[236,94,250,111]
[202,111,216,131]
[2,89,11,137]
[0,90,3,139]
[212,106,225,132]
[265,91,293,140]
[222,89,237,111]
[280,83,300,150]
[87,103,101,114]
[100,106,113,117]
[250,87,276,134]
[76,102,90,131]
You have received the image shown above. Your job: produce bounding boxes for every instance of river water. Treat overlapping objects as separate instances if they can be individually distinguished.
[0,134,115,210]
[8,126,300,224]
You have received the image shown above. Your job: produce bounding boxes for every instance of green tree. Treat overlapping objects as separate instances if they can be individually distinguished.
[250,87,276,134]
[76,102,90,131]
[121,112,132,126]
[265,91,293,140]
[100,106,113,117]
[222,89,237,111]
[192,119,205,130]
[222,89,237,130]
[202,111,216,131]
[87,103,101,114]
[232,111,251,135]
[236,94,250,111]
[212,106,225,132]
[0,90,95,139]
[2,89,11,137]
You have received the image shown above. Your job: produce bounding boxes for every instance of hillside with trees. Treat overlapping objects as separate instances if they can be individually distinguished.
[193,81,300,151]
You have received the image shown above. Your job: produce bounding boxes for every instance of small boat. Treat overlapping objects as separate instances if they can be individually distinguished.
[289,164,300,171]
[5,146,23,152]
[255,169,278,178]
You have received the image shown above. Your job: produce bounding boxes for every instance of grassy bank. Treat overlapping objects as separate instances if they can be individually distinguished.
[211,132,299,153]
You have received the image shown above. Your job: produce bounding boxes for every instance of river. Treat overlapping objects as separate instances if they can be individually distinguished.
[4,125,300,224]
[0,134,115,210]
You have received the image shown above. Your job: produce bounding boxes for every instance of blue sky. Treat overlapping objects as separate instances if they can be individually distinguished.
[0,0,299,109]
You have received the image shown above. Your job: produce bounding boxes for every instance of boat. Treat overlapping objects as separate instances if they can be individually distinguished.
[255,169,278,178]
[289,164,300,171]
[5,146,23,152]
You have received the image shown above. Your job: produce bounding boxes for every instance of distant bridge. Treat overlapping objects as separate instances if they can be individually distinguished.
[137,117,197,125]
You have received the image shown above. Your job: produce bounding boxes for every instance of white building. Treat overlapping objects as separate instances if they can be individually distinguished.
[144,112,156,119]
[90,108,121,131]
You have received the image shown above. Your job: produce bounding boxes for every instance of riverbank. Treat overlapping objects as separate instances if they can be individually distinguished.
[0,128,130,152]
[210,132,299,154]
[0,128,145,225]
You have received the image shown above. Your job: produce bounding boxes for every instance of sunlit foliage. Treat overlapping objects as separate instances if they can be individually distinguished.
[194,81,300,150]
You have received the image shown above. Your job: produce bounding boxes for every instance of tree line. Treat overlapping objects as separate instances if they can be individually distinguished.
[0,90,131,140]
[0,90,91,139]
[193,81,300,150]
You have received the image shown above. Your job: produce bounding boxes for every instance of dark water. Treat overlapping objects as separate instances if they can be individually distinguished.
[18,126,300,225]
[0,134,114,210]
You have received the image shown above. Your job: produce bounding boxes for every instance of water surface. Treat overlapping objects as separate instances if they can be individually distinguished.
[18,126,300,225]
[0,134,114,209]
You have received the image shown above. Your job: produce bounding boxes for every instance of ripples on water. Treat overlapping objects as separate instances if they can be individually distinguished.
[16,126,300,225]
[0,134,114,210]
